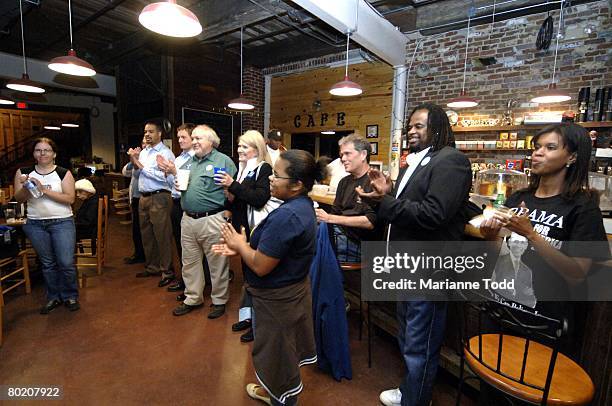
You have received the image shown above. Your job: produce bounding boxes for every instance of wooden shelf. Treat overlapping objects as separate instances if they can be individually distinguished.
[460,149,532,152]
[453,121,612,133]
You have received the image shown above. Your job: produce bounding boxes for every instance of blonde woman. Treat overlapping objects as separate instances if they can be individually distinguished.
[216,130,274,342]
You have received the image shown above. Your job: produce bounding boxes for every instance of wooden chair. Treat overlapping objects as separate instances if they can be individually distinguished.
[76,196,109,287]
[456,292,595,406]
[111,188,131,225]
[0,249,31,346]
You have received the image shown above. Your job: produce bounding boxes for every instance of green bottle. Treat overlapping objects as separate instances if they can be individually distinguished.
[494,191,505,208]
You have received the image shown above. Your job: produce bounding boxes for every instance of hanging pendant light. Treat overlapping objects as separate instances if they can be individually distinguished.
[0,94,15,105]
[330,31,362,97]
[62,122,79,128]
[48,0,96,76]
[6,0,45,94]
[139,0,202,38]
[228,27,254,111]
[447,12,478,108]
[44,125,61,131]
[531,0,571,104]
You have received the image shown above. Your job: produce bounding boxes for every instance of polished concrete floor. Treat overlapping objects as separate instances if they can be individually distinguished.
[0,216,475,405]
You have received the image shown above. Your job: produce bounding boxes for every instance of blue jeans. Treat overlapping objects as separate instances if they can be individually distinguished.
[397,301,447,406]
[23,217,78,302]
[331,225,361,263]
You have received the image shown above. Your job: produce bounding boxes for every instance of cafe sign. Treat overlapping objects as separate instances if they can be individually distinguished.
[294,112,346,128]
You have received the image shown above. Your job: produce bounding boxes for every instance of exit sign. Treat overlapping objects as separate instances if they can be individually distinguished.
[16,102,28,109]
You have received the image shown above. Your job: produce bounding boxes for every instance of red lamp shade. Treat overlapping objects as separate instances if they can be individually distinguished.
[139,1,202,38]
[329,75,363,97]
[49,49,96,77]
[227,94,255,110]
[530,83,571,104]
[6,73,45,93]
[447,89,479,109]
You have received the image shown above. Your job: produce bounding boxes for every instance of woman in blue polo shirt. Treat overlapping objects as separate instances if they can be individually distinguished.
[213,149,327,406]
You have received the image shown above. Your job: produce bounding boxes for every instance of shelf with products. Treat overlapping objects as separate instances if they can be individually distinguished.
[452,121,612,132]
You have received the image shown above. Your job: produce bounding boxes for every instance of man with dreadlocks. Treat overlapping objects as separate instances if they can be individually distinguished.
[357,103,472,406]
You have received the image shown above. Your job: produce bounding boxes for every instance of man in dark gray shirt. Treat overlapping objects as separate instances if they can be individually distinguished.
[315,134,379,262]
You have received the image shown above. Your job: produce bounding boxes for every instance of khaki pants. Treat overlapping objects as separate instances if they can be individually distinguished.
[139,192,173,277]
[181,212,229,306]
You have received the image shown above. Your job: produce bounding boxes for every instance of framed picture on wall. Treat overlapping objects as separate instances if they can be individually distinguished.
[370,160,383,172]
[370,142,378,155]
[366,124,379,138]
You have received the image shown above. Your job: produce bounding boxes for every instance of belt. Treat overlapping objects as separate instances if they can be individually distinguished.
[140,190,170,197]
[185,208,224,219]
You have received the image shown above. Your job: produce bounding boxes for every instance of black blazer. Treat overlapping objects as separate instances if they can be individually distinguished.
[227,162,272,236]
[378,146,471,241]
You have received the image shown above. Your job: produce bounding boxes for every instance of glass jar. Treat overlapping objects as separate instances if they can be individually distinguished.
[474,169,528,199]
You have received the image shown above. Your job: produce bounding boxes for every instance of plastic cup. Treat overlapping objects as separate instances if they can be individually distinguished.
[177,169,190,191]
[213,167,226,185]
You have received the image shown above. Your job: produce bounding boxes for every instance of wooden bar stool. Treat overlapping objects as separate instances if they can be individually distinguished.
[456,294,595,406]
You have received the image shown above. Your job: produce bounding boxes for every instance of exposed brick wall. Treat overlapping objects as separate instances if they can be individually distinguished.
[405,1,610,120]
[241,66,265,134]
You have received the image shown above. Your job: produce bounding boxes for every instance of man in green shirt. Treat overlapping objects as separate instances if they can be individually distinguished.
[173,124,237,319]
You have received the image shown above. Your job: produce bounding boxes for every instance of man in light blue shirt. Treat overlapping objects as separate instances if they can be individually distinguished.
[128,120,176,284]
[158,123,196,291]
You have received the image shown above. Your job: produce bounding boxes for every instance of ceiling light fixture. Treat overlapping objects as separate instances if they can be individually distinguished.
[6,0,45,94]
[44,125,61,131]
[227,27,255,111]
[48,0,96,77]
[330,31,362,97]
[447,11,478,109]
[139,0,202,38]
[321,130,336,135]
[531,0,571,104]
[61,123,79,128]
[0,94,15,105]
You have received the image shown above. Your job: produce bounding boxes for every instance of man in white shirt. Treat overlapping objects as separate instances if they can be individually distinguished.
[158,123,196,290]
[265,129,286,166]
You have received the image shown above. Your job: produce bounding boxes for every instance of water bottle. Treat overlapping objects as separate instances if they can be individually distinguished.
[24,180,43,198]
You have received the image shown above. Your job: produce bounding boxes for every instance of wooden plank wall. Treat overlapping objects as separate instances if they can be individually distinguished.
[270,62,393,163]
[0,108,78,152]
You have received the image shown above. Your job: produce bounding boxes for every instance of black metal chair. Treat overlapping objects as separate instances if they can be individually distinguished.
[455,291,595,406]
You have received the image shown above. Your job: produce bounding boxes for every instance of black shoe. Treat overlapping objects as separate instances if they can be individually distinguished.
[40,299,62,314]
[167,279,185,292]
[232,319,252,332]
[176,293,186,302]
[65,299,80,312]
[173,302,203,316]
[136,270,162,278]
[158,276,175,287]
[240,329,254,343]
[208,304,226,319]
[124,255,145,264]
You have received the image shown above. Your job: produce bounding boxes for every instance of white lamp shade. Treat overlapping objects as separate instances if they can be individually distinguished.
[447,90,479,109]
[227,95,255,110]
[62,123,79,128]
[139,1,202,38]
[44,125,61,130]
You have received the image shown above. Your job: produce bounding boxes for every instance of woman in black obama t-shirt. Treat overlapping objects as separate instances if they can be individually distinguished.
[481,123,608,325]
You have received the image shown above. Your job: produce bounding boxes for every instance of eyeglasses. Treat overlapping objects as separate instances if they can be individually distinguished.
[34,149,53,154]
[272,172,293,180]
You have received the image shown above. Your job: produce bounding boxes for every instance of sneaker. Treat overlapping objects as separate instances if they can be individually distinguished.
[246,383,271,405]
[40,299,62,315]
[65,299,80,312]
[379,388,402,406]
[208,304,225,319]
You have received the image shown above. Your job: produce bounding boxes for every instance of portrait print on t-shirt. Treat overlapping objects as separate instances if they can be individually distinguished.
[490,232,537,308]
